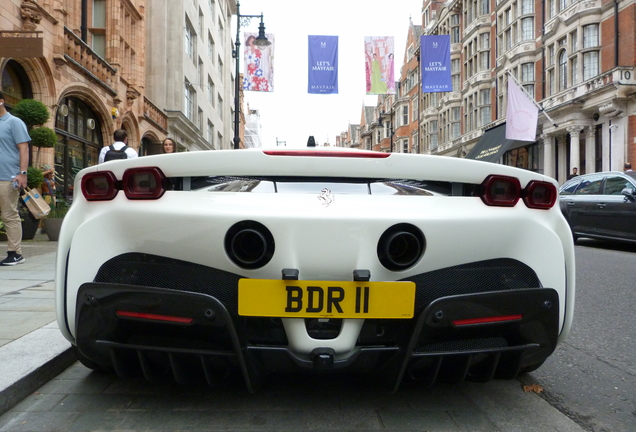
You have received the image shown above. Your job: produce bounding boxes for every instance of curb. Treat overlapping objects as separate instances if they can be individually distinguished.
[0,325,77,416]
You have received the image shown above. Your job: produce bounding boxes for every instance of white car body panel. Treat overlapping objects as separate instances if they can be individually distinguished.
[55,149,575,388]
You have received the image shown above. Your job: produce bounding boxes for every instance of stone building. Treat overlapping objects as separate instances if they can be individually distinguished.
[0,0,168,200]
[145,0,236,152]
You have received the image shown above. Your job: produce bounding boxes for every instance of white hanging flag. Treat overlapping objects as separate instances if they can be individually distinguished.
[506,79,538,141]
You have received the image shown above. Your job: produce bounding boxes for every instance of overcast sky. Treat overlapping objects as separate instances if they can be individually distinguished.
[236,0,423,148]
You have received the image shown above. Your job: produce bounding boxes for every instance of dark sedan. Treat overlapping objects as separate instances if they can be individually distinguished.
[559,171,636,243]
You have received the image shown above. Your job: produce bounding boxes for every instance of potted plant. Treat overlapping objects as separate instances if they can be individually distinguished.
[11,99,56,167]
[43,200,69,241]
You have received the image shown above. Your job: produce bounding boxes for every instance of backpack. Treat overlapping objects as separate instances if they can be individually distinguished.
[104,144,129,162]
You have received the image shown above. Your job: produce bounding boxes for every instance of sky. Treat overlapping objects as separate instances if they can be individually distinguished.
[236,0,423,148]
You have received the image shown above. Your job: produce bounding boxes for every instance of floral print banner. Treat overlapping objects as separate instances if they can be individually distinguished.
[243,32,274,92]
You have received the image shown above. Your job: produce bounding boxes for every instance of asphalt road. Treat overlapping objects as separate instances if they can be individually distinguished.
[520,239,636,432]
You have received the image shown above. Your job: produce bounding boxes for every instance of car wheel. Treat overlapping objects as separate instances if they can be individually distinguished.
[73,346,113,373]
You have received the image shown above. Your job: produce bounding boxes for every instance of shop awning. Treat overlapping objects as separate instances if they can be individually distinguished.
[465,123,536,162]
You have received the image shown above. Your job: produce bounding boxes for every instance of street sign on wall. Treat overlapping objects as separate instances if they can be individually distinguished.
[0,32,44,58]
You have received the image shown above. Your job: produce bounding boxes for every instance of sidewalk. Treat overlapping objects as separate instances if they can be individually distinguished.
[0,233,76,415]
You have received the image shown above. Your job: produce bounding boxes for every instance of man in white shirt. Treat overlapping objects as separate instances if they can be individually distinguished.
[98,129,138,163]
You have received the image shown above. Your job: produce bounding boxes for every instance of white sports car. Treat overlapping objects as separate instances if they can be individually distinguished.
[55,148,575,391]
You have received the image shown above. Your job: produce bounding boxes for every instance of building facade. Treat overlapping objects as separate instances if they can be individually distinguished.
[419,0,635,183]
[145,0,236,152]
[0,0,168,201]
[350,0,635,184]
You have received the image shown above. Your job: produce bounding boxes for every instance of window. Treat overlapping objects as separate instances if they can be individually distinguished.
[430,120,438,150]
[198,58,204,87]
[549,0,556,18]
[480,105,491,126]
[208,76,214,105]
[583,24,599,48]
[198,107,204,131]
[185,19,196,61]
[199,10,204,35]
[451,107,460,139]
[451,59,460,91]
[208,32,214,60]
[558,51,567,91]
[571,29,577,52]
[207,121,214,145]
[208,0,215,19]
[91,0,106,58]
[402,105,409,126]
[570,56,578,85]
[451,15,460,43]
[402,140,409,153]
[573,176,603,195]
[521,0,533,15]
[583,51,599,80]
[480,0,489,15]
[559,0,567,12]
[548,69,555,95]
[603,176,633,195]
[521,63,534,82]
[548,45,555,66]
[184,80,195,120]
[521,18,533,41]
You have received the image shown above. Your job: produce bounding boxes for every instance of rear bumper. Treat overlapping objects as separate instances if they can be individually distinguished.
[75,281,559,392]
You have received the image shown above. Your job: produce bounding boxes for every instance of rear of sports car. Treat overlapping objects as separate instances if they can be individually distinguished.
[55,148,575,391]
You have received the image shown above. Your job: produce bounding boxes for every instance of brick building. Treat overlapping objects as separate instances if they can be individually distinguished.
[353,0,635,183]
[0,0,168,200]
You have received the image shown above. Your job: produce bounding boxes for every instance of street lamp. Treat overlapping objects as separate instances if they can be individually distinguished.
[232,1,271,150]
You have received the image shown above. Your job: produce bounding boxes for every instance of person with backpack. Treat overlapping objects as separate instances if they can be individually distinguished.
[98,129,138,163]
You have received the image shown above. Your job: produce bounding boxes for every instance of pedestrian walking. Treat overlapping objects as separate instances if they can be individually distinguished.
[0,91,30,265]
[98,129,138,163]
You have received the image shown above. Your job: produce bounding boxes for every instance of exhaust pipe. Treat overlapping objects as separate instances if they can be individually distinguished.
[377,224,425,271]
[225,221,275,269]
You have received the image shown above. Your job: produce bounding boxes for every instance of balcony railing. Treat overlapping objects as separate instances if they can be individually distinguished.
[64,27,117,87]
[143,96,168,133]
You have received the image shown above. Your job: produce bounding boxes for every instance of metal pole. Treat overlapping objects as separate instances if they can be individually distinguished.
[233,2,241,149]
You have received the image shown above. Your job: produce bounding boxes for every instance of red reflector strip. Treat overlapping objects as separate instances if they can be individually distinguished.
[452,314,523,326]
[263,150,390,158]
[116,310,193,324]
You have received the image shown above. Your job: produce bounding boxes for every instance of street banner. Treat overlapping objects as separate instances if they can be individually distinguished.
[243,32,274,92]
[505,79,538,141]
[364,36,395,95]
[308,35,338,94]
[420,35,452,93]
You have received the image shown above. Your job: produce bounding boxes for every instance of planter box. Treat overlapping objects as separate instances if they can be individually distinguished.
[43,218,63,241]
[21,213,40,240]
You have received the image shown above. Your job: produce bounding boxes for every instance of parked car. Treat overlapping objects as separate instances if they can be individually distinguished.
[55,148,575,391]
[559,170,636,243]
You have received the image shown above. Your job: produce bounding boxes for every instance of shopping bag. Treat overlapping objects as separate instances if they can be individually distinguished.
[21,187,51,219]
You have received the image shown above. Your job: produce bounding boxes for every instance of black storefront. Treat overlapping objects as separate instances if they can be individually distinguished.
[55,97,103,202]
[466,123,539,172]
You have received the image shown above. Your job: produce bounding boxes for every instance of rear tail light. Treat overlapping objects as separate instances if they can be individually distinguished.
[81,167,166,201]
[263,149,390,158]
[122,167,166,200]
[81,172,118,201]
[479,175,521,207]
[523,181,557,209]
[452,314,523,326]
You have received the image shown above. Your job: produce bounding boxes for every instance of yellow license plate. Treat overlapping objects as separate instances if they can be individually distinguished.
[238,279,415,319]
